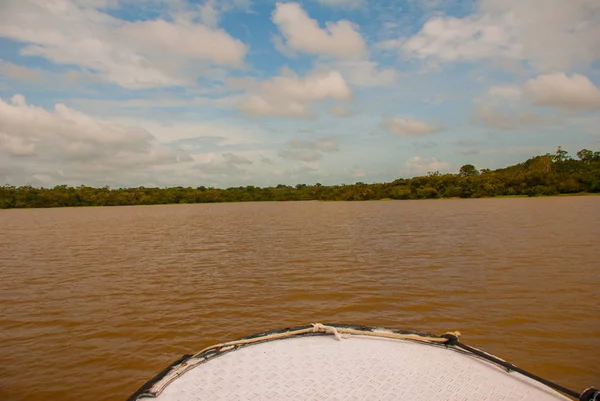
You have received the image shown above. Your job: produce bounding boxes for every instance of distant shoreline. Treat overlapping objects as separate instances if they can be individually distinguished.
[2,148,599,209]
[1,192,599,210]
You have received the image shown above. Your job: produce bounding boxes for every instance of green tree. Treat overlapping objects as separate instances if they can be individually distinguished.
[553,146,569,162]
[577,149,600,163]
[389,187,411,200]
[459,164,479,177]
[417,187,439,199]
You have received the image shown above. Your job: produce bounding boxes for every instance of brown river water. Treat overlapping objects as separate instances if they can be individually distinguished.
[1,197,599,400]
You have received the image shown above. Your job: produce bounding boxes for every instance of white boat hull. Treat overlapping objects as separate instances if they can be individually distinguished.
[128,324,575,400]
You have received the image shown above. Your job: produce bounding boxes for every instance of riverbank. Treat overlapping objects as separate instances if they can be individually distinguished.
[1,191,599,210]
[2,150,599,209]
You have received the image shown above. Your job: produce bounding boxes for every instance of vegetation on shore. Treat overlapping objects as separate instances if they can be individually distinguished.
[1,148,599,209]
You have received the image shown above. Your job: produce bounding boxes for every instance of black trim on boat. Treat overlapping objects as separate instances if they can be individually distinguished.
[126,353,192,401]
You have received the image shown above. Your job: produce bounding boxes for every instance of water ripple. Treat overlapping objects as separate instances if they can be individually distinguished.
[0,198,599,400]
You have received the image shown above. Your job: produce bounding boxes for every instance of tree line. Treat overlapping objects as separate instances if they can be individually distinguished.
[1,147,599,209]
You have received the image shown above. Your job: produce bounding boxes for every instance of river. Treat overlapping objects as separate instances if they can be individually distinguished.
[1,197,599,400]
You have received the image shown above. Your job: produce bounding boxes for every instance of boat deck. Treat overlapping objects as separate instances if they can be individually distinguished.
[135,332,570,400]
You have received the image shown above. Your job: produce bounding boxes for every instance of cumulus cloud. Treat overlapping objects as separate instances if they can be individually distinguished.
[457,149,479,156]
[291,138,340,152]
[400,0,600,71]
[454,139,482,147]
[139,120,264,147]
[315,59,396,87]
[0,58,106,92]
[471,72,598,131]
[0,94,192,186]
[279,137,339,161]
[487,85,522,102]
[0,59,44,83]
[470,104,556,130]
[0,0,248,89]
[272,2,366,59]
[230,69,352,119]
[329,105,354,117]
[412,140,438,150]
[199,0,220,28]
[402,14,520,62]
[523,72,600,110]
[223,153,253,165]
[279,148,322,162]
[382,117,443,136]
[404,156,452,176]
[314,0,363,7]
[195,152,253,176]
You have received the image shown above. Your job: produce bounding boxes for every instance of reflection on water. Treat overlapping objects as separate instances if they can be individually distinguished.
[1,198,599,400]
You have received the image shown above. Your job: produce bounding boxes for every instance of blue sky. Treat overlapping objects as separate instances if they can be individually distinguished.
[1,0,599,188]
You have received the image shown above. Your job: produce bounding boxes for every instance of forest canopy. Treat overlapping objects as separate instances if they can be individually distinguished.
[1,147,599,209]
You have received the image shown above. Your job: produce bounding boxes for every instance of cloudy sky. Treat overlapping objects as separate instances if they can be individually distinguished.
[1,0,599,188]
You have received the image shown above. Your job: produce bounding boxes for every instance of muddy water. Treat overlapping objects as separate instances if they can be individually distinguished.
[1,198,599,400]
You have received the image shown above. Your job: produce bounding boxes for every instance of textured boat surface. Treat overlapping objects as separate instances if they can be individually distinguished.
[135,334,570,400]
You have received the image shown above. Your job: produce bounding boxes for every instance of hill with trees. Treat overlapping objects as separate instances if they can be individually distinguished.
[1,147,599,209]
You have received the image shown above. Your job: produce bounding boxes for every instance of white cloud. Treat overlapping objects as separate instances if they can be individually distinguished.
[472,72,600,133]
[0,0,248,89]
[382,117,442,136]
[279,137,339,161]
[329,104,354,117]
[487,84,522,102]
[132,120,264,146]
[400,0,600,71]
[313,0,363,8]
[456,149,479,156]
[195,152,253,176]
[272,2,366,59]
[260,156,274,165]
[279,148,322,162]
[0,59,107,91]
[119,18,246,67]
[455,139,482,147]
[73,0,119,8]
[0,134,37,157]
[0,94,193,186]
[290,138,340,152]
[402,11,521,61]
[404,156,452,176]
[377,38,404,51]
[315,59,396,87]
[230,69,352,119]
[0,94,282,187]
[523,72,600,110]
[470,75,584,130]
[470,104,556,130]
[223,152,253,165]
[0,59,44,83]
[70,97,209,111]
[199,0,219,28]
[351,168,366,178]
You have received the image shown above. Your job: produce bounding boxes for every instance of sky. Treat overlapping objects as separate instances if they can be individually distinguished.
[1,0,599,189]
